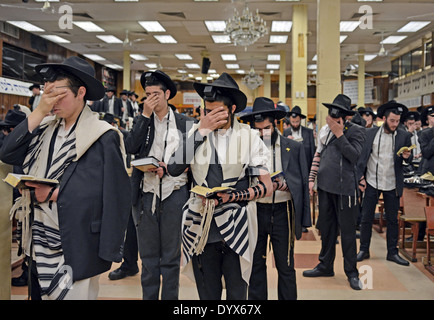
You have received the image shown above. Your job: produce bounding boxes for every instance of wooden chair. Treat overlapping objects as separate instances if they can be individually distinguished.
[424,206,434,273]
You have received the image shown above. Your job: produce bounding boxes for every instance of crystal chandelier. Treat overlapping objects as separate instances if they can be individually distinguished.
[242,66,263,90]
[225,5,268,48]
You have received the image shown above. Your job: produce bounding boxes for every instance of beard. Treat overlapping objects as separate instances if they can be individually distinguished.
[290,123,300,132]
[384,120,397,134]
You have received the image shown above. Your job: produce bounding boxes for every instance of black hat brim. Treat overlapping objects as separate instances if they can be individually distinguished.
[376,101,408,118]
[322,102,356,115]
[35,63,105,101]
[140,71,177,100]
[239,109,287,123]
[194,82,247,113]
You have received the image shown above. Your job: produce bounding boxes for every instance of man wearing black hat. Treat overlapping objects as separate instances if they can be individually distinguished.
[357,100,413,266]
[358,106,377,128]
[303,94,366,290]
[128,91,140,118]
[240,97,310,300]
[167,73,273,300]
[28,84,41,111]
[419,106,434,175]
[402,111,422,172]
[125,70,195,300]
[0,56,131,299]
[93,86,123,117]
[283,106,316,171]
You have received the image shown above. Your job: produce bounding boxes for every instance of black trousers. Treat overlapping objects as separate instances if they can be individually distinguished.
[192,241,247,300]
[119,211,139,273]
[359,183,400,255]
[248,202,296,300]
[317,188,359,278]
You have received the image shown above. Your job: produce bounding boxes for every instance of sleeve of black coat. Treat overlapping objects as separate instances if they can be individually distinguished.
[0,118,36,166]
[334,124,366,166]
[99,130,131,262]
[298,142,311,229]
[124,115,151,155]
[419,128,434,159]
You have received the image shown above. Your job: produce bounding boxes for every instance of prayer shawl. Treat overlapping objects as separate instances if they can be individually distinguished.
[10,106,126,300]
[181,119,266,284]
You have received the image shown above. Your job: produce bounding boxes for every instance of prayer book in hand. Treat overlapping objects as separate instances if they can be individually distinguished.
[131,156,160,172]
[190,185,235,199]
[3,173,59,189]
[270,170,285,182]
[397,145,416,156]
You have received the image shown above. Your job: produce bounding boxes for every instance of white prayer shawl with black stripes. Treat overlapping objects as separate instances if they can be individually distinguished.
[10,106,126,300]
[181,119,269,285]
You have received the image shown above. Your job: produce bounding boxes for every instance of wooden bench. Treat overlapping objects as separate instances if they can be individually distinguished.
[398,188,432,262]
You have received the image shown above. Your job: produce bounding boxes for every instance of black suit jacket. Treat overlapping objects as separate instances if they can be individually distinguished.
[283,126,316,169]
[418,127,434,175]
[0,119,131,281]
[97,95,123,116]
[317,122,366,196]
[279,135,311,239]
[357,126,412,197]
[125,111,197,206]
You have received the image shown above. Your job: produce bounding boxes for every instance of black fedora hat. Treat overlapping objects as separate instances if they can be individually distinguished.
[239,97,286,123]
[0,109,26,127]
[322,94,356,115]
[194,72,247,113]
[289,105,306,119]
[140,70,177,100]
[401,111,420,123]
[420,105,434,126]
[35,56,105,101]
[376,100,408,118]
[120,89,130,96]
[29,83,40,91]
[102,113,115,124]
[358,106,377,119]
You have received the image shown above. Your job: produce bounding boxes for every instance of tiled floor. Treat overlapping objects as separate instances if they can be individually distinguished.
[10,223,434,300]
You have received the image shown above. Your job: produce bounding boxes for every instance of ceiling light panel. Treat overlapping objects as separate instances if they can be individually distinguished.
[221,54,237,61]
[130,54,148,61]
[212,35,231,43]
[41,35,70,43]
[269,35,288,44]
[267,54,281,61]
[138,21,166,32]
[7,21,45,32]
[226,64,240,69]
[205,21,227,32]
[175,54,193,60]
[73,21,104,32]
[271,21,292,32]
[83,54,105,61]
[340,21,361,32]
[397,21,430,32]
[96,35,123,43]
[381,36,407,44]
[154,35,177,43]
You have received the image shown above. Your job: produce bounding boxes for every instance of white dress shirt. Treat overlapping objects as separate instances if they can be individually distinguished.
[366,125,396,191]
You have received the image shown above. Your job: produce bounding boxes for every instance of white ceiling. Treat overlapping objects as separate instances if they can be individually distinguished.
[1,0,434,82]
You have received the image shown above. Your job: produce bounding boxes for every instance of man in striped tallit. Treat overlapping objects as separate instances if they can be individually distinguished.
[0,57,131,300]
[167,73,272,300]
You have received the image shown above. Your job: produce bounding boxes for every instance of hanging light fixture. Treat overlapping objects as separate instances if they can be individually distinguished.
[242,66,263,90]
[225,4,268,48]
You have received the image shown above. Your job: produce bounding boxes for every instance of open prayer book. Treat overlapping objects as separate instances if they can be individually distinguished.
[190,185,235,199]
[131,156,160,172]
[397,145,416,156]
[3,173,59,189]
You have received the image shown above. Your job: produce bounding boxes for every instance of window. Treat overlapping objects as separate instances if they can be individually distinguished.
[391,58,400,79]
[2,44,46,82]
[425,41,432,68]
[401,52,412,76]
[411,47,422,72]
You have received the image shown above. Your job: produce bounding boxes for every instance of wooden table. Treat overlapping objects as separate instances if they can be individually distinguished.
[399,188,432,262]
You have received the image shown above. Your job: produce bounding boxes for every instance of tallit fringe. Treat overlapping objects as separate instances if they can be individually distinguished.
[194,198,215,255]
[10,190,32,255]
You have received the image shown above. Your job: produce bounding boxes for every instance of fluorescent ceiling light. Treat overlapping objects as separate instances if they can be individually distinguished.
[226,64,239,69]
[205,21,226,32]
[236,70,245,74]
[105,64,123,70]
[212,35,231,43]
[6,21,44,32]
[96,35,122,43]
[83,54,105,61]
[221,54,237,61]
[381,35,407,44]
[266,64,280,70]
[340,35,348,43]
[307,64,317,70]
[271,21,292,32]
[41,35,70,43]
[130,54,148,61]
[185,63,201,69]
[138,21,166,32]
[364,54,377,61]
[194,0,218,2]
[175,54,193,60]
[208,69,217,74]
[357,0,383,2]
[267,54,280,61]
[398,21,430,33]
[154,35,177,43]
[312,54,317,61]
[73,21,104,32]
[340,21,361,32]
[178,69,187,73]
[270,35,288,44]
[145,63,158,69]
[34,0,59,2]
